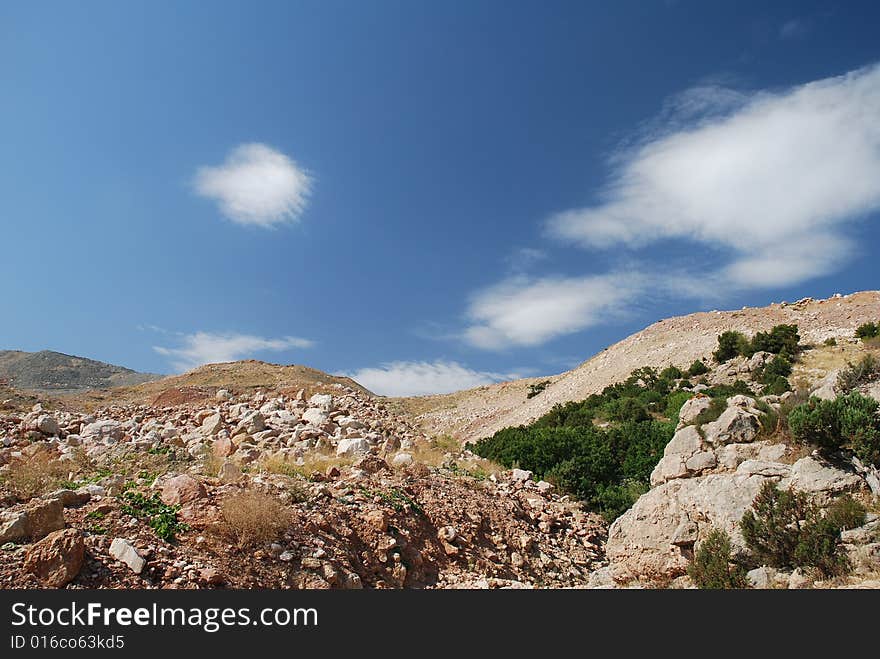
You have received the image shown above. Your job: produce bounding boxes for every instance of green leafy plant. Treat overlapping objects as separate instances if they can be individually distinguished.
[120,491,188,543]
[687,528,749,589]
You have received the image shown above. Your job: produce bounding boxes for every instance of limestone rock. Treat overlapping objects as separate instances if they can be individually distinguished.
[109,538,146,574]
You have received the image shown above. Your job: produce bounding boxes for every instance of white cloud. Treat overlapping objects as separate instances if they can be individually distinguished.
[347,360,515,396]
[154,331,314,372]
[546,64,880,290]
[463,272,644,350]
[194,143,313,227]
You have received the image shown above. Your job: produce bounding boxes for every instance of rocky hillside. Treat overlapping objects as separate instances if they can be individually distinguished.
[0,385,604,589]
[0,350,161,394]
[401,291,880,442]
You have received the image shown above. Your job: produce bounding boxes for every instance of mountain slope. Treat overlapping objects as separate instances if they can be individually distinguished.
[398,290,880,442]
[0,350,162,393]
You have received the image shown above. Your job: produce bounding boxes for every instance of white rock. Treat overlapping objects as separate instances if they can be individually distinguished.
[781,456,864,496]
[677,396,712,428]
[391,453,414,467]
[302,408,329,427]
[511,468,533,482]
[308,394,335,411]
[109,538,146,574]
[336,438,371,458]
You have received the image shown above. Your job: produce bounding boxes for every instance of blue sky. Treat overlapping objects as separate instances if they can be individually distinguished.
[2,1,880,395]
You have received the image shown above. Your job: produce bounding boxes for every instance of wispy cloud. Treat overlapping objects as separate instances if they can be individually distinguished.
[546,63,880,290]
[194,143,313,227]
[779,18,811,40]
[458,64,880,351]
[463,272,644,350]
[346,360,518,396]
[154,331,314,372]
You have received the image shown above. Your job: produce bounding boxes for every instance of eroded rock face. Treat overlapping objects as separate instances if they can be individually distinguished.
[608,394,871,585]
[607,471,771,583]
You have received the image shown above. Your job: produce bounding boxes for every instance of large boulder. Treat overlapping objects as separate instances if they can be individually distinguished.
[677,396,712,428]
[302,408,329,427]
[24,528,85,587]
[336,438,371,458]
[780,456,864,498]
[650,426,705,486]
[80,420,125,443]
[160,474,206,506]
[0,499,65,543]
[702,406,760,445]
[607,471,775,583]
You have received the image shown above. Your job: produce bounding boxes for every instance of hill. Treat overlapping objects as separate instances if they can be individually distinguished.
[68,359,374,409]
[0,350,162,394]
[395,291,880,441]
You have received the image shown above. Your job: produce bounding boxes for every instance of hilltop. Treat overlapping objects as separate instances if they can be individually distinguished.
[397,291,880,442]
[0,350,161,394]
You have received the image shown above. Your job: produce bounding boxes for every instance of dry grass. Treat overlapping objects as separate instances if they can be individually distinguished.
[288,451,354,479]
[217,489,293,548]
[2,450,68,500]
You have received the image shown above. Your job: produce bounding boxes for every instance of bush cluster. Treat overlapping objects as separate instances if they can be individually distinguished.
[526,380,551,399]
[740,482,865,577]
[713,324,800,363]
[470,366,690,520]
[788,392,880,466]
[855,322,879,340]
[836,354,879,392]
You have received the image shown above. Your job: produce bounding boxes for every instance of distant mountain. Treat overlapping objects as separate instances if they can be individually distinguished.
[0,350,163,393]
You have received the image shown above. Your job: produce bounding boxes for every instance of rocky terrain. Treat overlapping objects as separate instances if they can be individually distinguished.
[0,385,604,589]
[0,350,161,394]
[400,291,880,442]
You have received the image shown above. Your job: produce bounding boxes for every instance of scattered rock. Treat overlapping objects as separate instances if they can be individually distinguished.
[24,529,85,587]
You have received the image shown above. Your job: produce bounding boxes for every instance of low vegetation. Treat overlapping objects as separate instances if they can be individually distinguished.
[740,482,866,578]
[526,380,551,399]
[836,354,879,392]
[687,528,749,589]
[713,324,801,363]
[471,366,691,520]
[120,490,189,542]
[1,450,67,500]
[788,391,880,467]
[855,322,879,340]
[218,489,292,548]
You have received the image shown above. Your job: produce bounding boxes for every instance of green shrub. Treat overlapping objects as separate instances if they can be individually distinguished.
[741,483,860,577]
[836,354,879,392]
[823,338,837,347]
[687,528,749,589]
[788,392,880,465]
[526,380,551,399]
[687,360,709,376]
[741,482,812,569]
[713,325,801,362]
[855,322,879,340]
[750,324,801,356]
[714,331,749,363]
[660,365,684,380]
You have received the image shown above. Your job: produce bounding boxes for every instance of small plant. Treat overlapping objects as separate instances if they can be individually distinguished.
[836,354,879,392]
[687,360,710,376]
[218,489,292,548]
[527,380,551,399]
[823,337,837,347]
[687,528,749,589]
[120,491,189,543]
